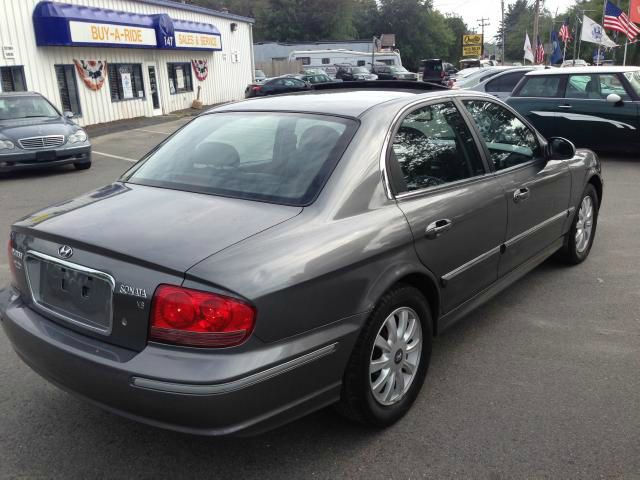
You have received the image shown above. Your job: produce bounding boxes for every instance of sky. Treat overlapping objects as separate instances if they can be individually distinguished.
[432,0,577,40]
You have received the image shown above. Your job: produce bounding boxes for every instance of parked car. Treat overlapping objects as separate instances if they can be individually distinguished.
[1,86,602,436]
[335,65,378,81]
[245,76,311,98]
[421,58,447,84]
[372,65,418,81]
[0,92,91,173]
[443,62,458,76]
[451,66,506,89]
[296,72,336,84]
[254,69,267,83]
[466,66,541,100]
[507,66,640,151]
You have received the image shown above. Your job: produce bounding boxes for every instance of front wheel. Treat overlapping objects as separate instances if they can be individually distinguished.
[336,285,432,427]
[558,183,599,264]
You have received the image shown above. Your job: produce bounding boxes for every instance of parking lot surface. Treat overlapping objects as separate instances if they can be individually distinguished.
[1,119,639,479]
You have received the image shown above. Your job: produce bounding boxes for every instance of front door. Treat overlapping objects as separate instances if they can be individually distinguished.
[460,98,571,277]
[388,100,507,313]
[147,65,161,115]
[558,72,639,149]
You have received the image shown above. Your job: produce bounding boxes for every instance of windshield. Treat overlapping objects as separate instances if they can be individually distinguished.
[0,96,59,120]
[624,71,640,95]
[352,67,369,74]
[255,70,265,77]
[123,112,358,206]
[391,66,409,73]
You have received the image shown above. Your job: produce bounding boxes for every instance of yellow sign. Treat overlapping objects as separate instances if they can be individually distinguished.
[69,21,157,46]
[175,31,221,50]
[462,45,482,57]
[463,34,483,46]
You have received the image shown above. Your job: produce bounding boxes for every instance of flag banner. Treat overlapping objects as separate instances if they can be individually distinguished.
[631,0,640,24]
[604,0,640,41]
[581,15,618,48]
[524,32,535,63]
[535,35,545,64]
[550,31,563,64]
[191,60,208,81]
[73,60,107,91]
[559,18,571,42]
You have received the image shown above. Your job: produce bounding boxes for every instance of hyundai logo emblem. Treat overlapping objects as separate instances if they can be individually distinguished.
[58,245,73,259]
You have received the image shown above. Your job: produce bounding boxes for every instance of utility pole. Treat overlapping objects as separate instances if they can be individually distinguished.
[501,0,505,64]
[477,17,490,58]
[533,0,541,42]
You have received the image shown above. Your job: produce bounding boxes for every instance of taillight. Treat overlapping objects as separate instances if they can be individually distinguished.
[440,71,445,78]
[7,235,18,284]
[251,85,261,92]
[150,285,256,348]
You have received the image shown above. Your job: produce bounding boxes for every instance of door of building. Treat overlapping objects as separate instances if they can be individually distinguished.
[147,65,161,115]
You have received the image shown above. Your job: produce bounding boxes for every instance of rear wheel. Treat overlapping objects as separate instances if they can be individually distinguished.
[74,161,92,171]
[336,285,432,427]
[558,184,599,264]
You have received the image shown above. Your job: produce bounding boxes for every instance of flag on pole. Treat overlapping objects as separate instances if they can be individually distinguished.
[559,18,571,42]
[603,0,640,41]
[581,15,618,48]
[550,31,563,64]
[535,35,545,64]
[524,32,535,63]
[630,0,640,24]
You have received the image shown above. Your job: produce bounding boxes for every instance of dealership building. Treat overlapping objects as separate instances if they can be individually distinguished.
[0,0,255,126]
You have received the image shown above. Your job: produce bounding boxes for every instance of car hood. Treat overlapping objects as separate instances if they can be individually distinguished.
[12,183,302,273]
[0,117,76,141]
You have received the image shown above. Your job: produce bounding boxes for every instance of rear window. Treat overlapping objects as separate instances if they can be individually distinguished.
[123,112,358,206]
[516,76,562,97]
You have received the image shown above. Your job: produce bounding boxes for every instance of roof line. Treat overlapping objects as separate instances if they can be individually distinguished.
[134,0,255,24]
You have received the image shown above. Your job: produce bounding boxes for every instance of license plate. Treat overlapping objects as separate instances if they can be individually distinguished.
[25,253,114,334]
[36,151,57,161]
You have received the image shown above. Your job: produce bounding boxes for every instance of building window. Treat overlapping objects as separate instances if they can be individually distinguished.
[108,63,144,102]
[167,62,193,94]
[321,58,330,65]
[296,57,311,65]
[54,65,81,116]
[0,66,27,92]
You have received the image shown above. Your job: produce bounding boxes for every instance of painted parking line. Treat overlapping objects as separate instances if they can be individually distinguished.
[93,151,137,162]
[136,128,172,135]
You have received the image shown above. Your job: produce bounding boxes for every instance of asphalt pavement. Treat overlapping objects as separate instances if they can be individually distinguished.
[1,118,639,479]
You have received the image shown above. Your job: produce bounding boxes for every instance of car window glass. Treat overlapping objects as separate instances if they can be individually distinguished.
[624,71,640,95]
[565,74,593,98]
[599,74,629,99]
[0,96,59,120]
[390,102,485,193]
[463,100,541,171]
[124,112,355,206]
[487,72,525,92]
[517,76,562,97]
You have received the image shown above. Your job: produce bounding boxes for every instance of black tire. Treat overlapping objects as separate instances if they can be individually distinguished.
[557,183,599,265]
[74,161,92,171]
[336,284,432,428]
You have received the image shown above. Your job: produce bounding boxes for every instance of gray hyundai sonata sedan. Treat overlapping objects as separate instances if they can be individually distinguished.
[1,85,603,436]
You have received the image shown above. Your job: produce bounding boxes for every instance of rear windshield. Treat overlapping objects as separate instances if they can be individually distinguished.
[123,112,358,206]
[0,96,59,120]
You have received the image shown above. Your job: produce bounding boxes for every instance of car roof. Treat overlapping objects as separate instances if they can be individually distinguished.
[0,91,42,97]
[526,66,640,75]
[212,89,494,118]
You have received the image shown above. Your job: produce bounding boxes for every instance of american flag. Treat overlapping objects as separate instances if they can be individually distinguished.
[535,36,545,64]
[559,18,571,42]
[604,0,640,41]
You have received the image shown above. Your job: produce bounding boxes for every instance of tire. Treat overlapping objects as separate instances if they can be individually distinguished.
[336,284,432,428]
[74,161,92,171]
[558,183,599,265]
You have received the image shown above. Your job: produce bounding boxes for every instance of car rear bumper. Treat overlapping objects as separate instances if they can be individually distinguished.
[0,145,91,172]
[0,287,363,436]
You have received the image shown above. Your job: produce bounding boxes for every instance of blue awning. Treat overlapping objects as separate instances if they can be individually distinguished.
[33,1,222,51]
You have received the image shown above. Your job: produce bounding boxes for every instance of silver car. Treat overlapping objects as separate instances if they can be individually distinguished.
[466,67,543,100]
[1,86,603,436]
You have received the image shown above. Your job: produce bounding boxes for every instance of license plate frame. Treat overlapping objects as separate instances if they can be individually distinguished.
[36,151,57,162]
[24,251,115,335]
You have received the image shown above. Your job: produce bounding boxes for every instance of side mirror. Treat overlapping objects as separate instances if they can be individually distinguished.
[606,93,623,105]
[63,111,74,119]
[547,137,576,160]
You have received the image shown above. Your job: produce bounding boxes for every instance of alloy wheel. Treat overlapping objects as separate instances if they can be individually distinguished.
[575,195,594,253]
[369,307,422,406]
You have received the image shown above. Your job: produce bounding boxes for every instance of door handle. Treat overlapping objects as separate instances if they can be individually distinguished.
[513,187,530,203]
[425,219,452,239]
[557,104,572,109]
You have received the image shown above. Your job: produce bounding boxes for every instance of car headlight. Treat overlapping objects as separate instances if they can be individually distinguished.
[0,140,15,150]
[68,130,88,144]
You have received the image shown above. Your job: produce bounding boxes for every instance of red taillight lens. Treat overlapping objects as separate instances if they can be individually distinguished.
[150,285,256,348]
[251,85,261,92]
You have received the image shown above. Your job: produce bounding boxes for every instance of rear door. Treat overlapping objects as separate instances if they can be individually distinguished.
[558,72,639,149]
[507,74,565,139]
[387,100,507,313]
[460,98,571,276]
